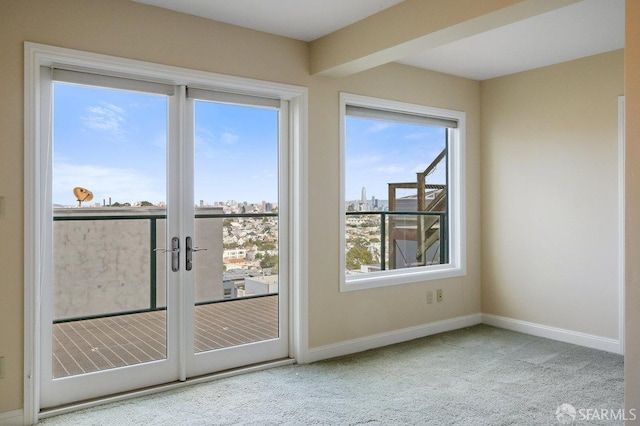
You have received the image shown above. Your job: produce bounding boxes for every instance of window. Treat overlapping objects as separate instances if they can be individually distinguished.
[340,93,466,291]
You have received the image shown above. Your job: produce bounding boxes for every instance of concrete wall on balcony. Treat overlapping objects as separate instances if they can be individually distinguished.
[53,208,224,320]
[193,216,225,303]
[54,217,156,319]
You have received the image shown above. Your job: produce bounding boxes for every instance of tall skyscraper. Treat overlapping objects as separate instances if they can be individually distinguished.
[361,186,366,204]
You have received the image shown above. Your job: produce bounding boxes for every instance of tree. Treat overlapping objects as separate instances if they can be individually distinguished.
[255,240,276,251]
[346,246,374,270]
[140,201,153,206]
[347,236,367,247]
[260,253,278,271]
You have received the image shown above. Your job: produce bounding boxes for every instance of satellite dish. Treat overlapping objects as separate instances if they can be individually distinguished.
[73,187,94,206]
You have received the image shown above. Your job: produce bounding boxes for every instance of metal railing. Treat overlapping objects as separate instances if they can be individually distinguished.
[346,211,448,271]
[52,211,278,323]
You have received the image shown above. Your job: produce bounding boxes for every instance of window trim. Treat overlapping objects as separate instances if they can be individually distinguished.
[339,93,466,292]
[24,42,309,422]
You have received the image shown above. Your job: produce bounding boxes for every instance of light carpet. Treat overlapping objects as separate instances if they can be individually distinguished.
[40,325,624,425]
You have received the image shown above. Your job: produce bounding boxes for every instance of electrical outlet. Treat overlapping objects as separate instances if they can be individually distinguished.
[0,356,5,379]
[427,291,433,304]
[437,289,443,302]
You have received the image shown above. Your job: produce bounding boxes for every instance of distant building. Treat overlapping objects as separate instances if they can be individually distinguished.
[245,274,278,295]
[224,249,247,259]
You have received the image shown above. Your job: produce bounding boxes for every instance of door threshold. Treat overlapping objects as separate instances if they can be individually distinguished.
[39,358,295,420]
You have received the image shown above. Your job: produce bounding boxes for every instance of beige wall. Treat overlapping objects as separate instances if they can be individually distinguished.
[0,0,482,414]
[626,0,640,415]
[480,50,624,339]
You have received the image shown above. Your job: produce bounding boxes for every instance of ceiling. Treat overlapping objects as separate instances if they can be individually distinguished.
[133,0,405,41]
[398,0,624,80]
[132,0,625,81]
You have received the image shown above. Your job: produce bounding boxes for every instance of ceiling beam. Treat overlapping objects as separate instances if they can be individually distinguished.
[309,0,581,78]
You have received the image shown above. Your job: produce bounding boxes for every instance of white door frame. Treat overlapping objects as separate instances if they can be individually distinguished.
[23,42,309,424]
[618,95,625,354]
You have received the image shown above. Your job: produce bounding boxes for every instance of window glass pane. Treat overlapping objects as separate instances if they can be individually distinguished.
[345,114,448,275]
[192,101,280,353]
[52,82,169,377]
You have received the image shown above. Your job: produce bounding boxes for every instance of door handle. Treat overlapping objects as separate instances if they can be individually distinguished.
[154,236,180,272]
[185,236,208,271]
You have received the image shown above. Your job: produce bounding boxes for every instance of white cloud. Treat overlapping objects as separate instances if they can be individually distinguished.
[195,128,218,159]
[221,132,239,145]
[53,163,165,205]
[404,131,430,140]
[263,169,276,178]
[347,154,384,168]
[366,122,393,134]
[413,163,429,173]
[376,165,404,174]
[82,103,126,133]
[195,127,239,145]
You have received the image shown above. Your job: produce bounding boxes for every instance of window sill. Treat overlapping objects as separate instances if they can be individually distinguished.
[340,264,465,292]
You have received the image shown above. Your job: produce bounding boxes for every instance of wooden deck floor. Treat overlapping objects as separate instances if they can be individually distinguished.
[52,295,278,378]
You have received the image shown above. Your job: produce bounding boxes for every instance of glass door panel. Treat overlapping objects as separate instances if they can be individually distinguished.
[51,82,169,378]
[40,67,292,409]
[192,100,280,354]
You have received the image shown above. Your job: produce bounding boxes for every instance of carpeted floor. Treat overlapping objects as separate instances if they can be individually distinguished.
[40,325,624,425]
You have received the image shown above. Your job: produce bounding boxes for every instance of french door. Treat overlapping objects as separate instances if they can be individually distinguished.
[39,69,289,408]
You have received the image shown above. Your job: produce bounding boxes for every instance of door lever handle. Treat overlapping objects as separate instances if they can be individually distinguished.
[153,248,180,253]
[186,236,208,271]
[155,237,180,271]
[186,236,207,271]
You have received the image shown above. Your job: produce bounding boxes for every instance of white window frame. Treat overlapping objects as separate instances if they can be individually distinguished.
[340,93,466,292]
[24,42,308,423]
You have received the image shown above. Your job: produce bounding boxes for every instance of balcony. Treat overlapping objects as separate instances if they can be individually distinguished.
[51,207,279,379]
[52,296,278,378]
[345,210,447,274]
[51,205,447,378]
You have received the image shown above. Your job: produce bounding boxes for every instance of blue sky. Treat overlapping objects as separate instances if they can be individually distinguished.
[194,101,278,204]
[53,83,278,206]
[53,82,445,207]
[345,117,446,202]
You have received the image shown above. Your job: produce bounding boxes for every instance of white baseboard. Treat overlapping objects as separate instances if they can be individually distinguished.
[481,314,622,355]
[301,313,621,365]
[0,409,23,426]
[303,313,482,364]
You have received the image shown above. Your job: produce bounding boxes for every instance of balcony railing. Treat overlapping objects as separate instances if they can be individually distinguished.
[52,210,278,324]
[346,211,447,272]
